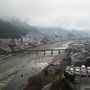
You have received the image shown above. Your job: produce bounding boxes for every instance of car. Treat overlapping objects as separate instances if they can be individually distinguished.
[87,69,90,77]
[65,66,70,71]
[87,67,90,70]
[81,68,86,72]
[80,69,87,77]
[76,66,80,69]
[64,71,76,82]
[70,67,75,74]
[75,67,80,75]
[81,65,85,68]
[75,66,80,70]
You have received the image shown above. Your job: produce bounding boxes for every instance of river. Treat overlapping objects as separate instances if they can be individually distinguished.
[0,41,72,90]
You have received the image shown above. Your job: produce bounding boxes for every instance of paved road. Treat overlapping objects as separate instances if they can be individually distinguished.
[77,77,90,90]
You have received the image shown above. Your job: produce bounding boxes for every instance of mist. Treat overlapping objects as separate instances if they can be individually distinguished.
[0,0,90,30]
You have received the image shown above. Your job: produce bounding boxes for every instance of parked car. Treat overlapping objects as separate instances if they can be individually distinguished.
[64,71,76,82]
[87,69,90,77]
[70,67,75,74]
[81,65,85,69]
[87,67,90,70]
[87,66,90,77]
[80,69,87,77]
[75,67,80,75]
[65,66,70,71]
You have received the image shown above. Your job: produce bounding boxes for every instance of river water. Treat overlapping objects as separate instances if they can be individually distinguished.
[1,41,72,90]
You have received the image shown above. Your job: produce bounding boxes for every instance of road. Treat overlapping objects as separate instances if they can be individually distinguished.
[77,77,90,90]
[0,41,72,90]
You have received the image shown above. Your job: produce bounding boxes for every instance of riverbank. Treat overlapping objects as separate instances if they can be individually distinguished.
[31,41,71,50]
[23,49,71,90]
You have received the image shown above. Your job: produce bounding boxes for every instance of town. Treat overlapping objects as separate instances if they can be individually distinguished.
[0,0,90,90]
[0,38,90,90]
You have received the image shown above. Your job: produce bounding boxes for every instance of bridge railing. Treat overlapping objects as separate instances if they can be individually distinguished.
[5,49,70,55]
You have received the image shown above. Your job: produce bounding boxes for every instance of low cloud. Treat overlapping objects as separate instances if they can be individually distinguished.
[0,0,90,30]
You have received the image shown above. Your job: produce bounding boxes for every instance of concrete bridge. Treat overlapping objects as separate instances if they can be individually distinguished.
[10,49,70,55]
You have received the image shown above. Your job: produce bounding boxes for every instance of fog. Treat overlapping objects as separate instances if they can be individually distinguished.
[0,0,90,30]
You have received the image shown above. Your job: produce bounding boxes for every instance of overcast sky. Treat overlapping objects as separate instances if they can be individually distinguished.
[0,0,90,30]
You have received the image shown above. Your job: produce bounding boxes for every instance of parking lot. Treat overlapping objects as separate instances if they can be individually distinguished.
[66,65,90,77]
[65,65,90,90]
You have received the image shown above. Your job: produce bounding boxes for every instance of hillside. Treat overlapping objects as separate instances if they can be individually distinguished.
[0,20,40,39]
[0,19,90,42]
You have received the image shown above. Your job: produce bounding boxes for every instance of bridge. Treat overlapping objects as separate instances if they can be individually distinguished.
[9,49,70,55]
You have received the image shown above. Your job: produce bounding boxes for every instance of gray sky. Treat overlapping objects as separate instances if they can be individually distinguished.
[0,0,90,30]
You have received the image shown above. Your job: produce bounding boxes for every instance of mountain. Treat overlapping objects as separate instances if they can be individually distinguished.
[0,19,90,41]
[0,19,40,39]
[36,26,90,40]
